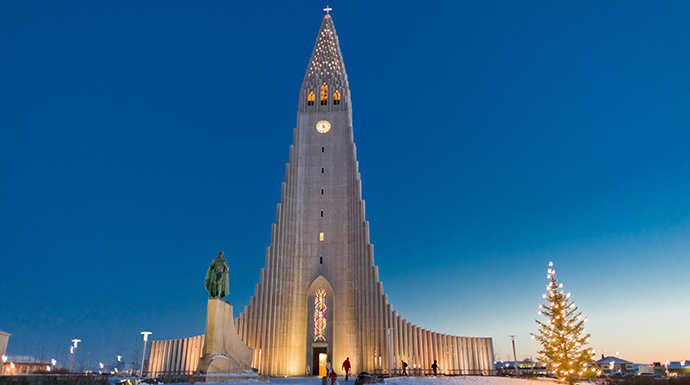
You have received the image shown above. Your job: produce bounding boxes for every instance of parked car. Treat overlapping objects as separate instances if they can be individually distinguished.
[638,373,668,379]
[608,372,631,379]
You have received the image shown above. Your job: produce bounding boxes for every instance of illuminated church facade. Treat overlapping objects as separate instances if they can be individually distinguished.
[232,13,495,377]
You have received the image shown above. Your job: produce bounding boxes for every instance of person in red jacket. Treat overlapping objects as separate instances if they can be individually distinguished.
[342,357,351,381]
[330,368,337,385]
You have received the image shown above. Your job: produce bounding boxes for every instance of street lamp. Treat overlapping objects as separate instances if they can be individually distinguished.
[140,331,152,377]
[69,339,81,372]
[509,335,518,376]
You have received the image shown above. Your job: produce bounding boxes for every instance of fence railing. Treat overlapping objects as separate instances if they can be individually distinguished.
[371,368,494,377]
[144,370,197,377]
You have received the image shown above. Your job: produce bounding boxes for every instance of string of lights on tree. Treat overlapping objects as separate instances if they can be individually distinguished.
[531,261,601,384]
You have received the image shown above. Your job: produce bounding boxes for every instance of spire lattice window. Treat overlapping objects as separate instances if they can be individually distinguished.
[320,83,328,105]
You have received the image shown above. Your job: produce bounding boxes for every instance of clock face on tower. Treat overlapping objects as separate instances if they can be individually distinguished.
[315,120,331,133]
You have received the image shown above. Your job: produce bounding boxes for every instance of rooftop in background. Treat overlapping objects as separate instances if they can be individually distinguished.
[665,361,690,369]
[597,356,634,364]
[4,355,45,364]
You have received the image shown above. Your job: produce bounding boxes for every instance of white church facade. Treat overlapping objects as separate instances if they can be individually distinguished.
[147,13,494,378]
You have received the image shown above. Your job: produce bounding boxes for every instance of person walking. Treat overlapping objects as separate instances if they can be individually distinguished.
[329,368,338,385]
[431,360,438,376]
[342,357,351,381]
[402,360,408,376]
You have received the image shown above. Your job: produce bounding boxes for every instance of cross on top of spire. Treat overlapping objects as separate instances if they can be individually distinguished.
[323,5,332,17]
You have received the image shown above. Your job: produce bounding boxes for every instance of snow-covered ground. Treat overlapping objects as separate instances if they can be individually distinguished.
[161,376,558,385]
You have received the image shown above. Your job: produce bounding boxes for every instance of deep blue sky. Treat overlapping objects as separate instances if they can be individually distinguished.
[1,1,689,368]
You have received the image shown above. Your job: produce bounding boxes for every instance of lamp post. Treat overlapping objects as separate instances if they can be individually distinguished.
[140,332,152,377]
[509,335,518,376]
[69,339,81,372]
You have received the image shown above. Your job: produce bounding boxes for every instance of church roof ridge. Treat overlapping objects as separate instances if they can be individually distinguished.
[301,15,348,94]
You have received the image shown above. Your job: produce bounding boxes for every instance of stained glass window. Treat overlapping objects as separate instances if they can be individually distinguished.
[314,288,327,341]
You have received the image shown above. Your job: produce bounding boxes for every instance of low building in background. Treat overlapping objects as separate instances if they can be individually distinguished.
[1,355,52,375]
[494,360,547,376]
[664,361,690,377]
[596,356,635,374]
[0,331,9,375]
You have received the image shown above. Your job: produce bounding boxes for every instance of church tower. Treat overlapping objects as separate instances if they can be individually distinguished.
[235,13,494,377]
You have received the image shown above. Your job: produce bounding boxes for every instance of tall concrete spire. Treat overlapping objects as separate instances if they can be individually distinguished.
[234,15,495,377]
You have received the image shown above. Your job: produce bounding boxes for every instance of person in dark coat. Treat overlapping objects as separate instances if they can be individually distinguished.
[402,360,408,375]
[431,360,438,375]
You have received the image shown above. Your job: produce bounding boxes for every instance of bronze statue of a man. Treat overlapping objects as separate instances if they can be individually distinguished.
[205,251,229,299]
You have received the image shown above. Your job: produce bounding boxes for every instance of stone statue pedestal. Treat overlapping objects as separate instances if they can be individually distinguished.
[192,299,267,383]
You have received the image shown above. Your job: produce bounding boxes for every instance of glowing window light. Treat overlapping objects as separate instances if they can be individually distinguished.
[308,90,315,106]
[320,83,328,105]
[319,232,324,241]
[314,288,327,341]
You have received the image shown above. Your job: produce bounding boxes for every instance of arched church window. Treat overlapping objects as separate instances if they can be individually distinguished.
[320,83,328,105]
[314,288,327,341]
[333,90,340,105]
[308,90,315,106]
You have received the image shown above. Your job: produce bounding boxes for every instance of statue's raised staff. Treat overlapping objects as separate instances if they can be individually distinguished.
[205,251,229,299]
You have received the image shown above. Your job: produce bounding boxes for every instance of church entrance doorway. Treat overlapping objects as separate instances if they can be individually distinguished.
[313,347,327,376]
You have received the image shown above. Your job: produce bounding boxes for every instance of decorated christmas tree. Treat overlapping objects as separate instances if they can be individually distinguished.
[531,262,601,384]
